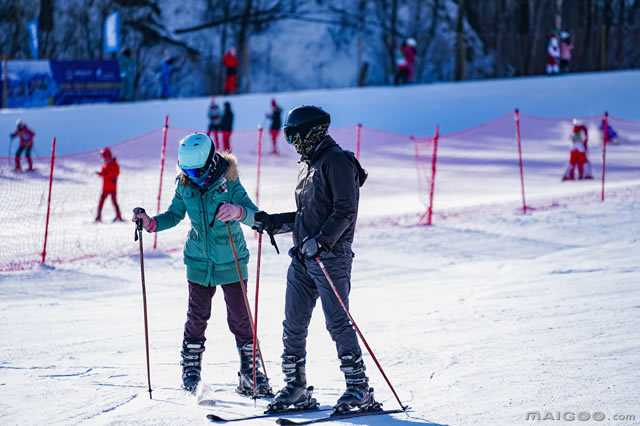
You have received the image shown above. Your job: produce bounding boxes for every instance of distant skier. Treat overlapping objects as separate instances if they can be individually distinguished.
[547,32,560,75]
[562,119,593,181]
[207,96,222,151]
[118,47,136,101]
[220,101,234,152]
[600,119,620,145]
[252,105,374,415]
[266,98,282,154]
[157,54,174,99]
[95,147,123,222]
[394,41,409,85]
[405,38,417,82]
[10,119,35,171]
[222,47,238,95]
[131,132,272,396]
[559,31,573,74]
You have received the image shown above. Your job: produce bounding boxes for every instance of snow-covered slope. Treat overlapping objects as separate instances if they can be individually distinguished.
[1,73,639,425]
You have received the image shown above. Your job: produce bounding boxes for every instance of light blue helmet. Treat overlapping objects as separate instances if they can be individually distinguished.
[178,132,215,169]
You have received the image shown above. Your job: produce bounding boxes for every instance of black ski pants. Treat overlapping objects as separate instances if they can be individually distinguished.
[282,244,362,360]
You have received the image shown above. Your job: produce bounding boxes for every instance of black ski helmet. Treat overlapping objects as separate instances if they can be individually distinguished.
[283,105,331,157]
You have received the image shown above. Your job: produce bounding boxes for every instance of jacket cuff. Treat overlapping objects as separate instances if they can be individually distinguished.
[147,218,158,233]
[315,233,330,251]
[235,206,244,220]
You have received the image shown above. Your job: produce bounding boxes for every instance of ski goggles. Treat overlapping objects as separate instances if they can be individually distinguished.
[182,167,208,178]
[283,127,301,146]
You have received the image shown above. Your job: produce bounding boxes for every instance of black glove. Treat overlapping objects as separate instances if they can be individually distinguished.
[252,210,273,234]
[300,236,322,259]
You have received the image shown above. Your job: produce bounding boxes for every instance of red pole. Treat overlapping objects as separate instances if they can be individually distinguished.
[356,123,362,160]
[601,112,608,202]
[153,115,169,250]
[315,257,407,411]
[256,125,263,207]
[225,223,269,380]
[514,109,527,213]
[252,232,263,398]
[427,126,439,226]
[41,137,56,264]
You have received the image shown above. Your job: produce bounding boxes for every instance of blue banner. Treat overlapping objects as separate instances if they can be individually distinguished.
[27,19,39,59]
[103,11,120,54]
[0,60,56,108]
[49,60,121,105]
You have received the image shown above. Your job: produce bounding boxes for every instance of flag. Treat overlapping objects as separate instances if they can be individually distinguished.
[103,10,120,54]
[27,19,39,59]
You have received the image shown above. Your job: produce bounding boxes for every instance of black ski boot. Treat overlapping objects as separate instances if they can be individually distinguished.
[180,339,205,393]
[265,355,318,413]
[332,353,380,414]
[237,340,274,397]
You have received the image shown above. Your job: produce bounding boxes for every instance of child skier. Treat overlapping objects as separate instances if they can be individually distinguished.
[562,119,593,181]
[10,119,35,171]
[95,147,123,222]
[131,132,272,396]
[600,119,620,145]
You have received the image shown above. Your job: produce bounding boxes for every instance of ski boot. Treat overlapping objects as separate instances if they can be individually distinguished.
[332,353,380,415]
[236,340,274,397]
[265,355,318,414]
[181,339,205,393]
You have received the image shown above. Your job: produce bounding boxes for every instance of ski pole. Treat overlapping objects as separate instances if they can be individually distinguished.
[314,257,407,411]
[252,232,263,399]
[225,221,270,386]
[134,208,153,399]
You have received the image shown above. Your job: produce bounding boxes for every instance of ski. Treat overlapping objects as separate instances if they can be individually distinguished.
[276,407,409,425]
[206,407,331,423]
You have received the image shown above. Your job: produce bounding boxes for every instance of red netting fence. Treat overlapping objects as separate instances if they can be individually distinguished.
[1,111,638,271]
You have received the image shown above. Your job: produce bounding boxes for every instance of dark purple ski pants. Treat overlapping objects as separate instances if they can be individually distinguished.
[184,280,253,346]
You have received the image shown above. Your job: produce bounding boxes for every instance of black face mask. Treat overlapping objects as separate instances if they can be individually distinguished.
[284,126,327,158]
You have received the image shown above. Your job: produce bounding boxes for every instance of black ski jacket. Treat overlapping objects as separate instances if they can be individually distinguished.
[269,136,367,251]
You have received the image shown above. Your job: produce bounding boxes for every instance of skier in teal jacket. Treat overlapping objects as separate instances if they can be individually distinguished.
[132,132,272,396]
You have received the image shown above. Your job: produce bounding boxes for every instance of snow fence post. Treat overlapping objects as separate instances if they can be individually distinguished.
[153,115,169,250]
[427,126,439,226]
[601,112,608,202]
[41,137,56,264]
[515,109,527,213]
[356,123,362,160]
[256,125,263,207]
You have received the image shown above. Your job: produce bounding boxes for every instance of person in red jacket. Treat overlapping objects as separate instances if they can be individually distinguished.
[10,119,36,171]
[562,119,593,181]
[404,38,417,82]
[222,47,238,94]
[96,147,124,222]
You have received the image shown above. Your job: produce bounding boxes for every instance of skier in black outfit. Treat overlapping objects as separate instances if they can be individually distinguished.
[252,105,371,414]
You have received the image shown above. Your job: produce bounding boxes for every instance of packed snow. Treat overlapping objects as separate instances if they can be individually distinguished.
[1,71,639,425]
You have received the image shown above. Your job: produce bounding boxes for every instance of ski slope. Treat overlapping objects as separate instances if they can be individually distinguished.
[1,72,639,426]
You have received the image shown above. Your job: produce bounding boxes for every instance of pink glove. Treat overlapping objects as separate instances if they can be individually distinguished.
[216,203,243,222]
[131,207,157,232]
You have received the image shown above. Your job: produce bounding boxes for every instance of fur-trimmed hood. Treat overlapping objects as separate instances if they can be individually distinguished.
[219,151,239,181]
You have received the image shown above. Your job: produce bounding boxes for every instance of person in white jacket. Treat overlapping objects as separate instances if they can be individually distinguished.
[562,119,593,181]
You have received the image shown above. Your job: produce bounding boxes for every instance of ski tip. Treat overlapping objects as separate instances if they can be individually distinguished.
[206,413,226,422]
